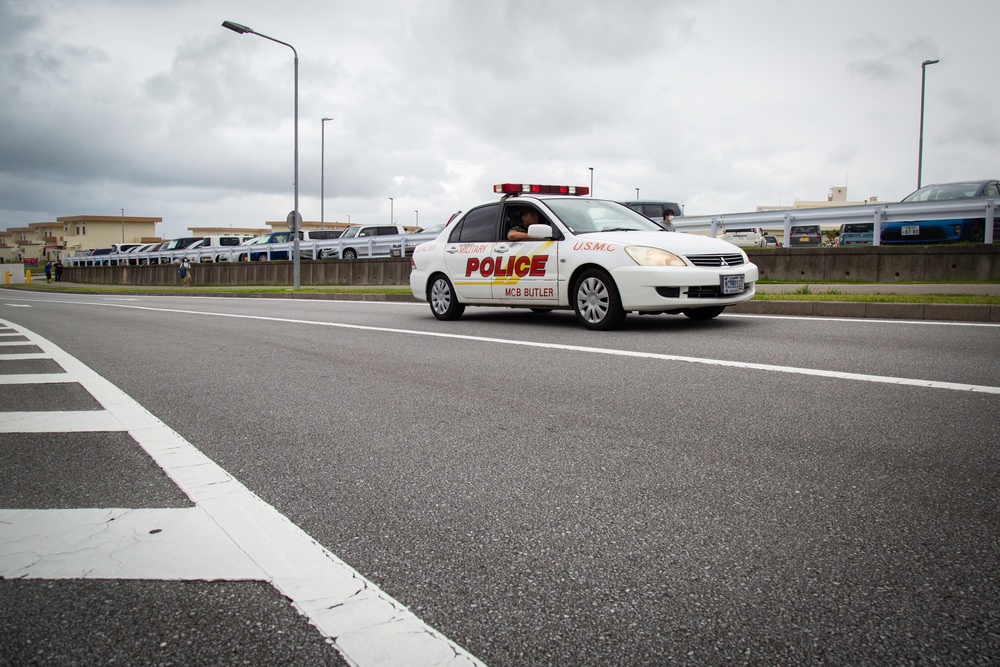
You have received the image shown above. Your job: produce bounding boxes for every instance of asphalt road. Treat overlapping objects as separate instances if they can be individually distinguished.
[2,290,999,666]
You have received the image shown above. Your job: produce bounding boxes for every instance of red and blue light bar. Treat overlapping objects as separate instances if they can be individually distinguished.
[494,183,590,196]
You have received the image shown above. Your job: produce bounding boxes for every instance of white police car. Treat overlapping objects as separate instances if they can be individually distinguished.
[409,183,759,330]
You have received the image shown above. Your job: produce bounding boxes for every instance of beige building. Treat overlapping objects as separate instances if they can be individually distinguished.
[0,215,162,264]
[757,186,879,243]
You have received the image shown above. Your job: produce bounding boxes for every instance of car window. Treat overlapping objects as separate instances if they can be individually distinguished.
[220,237,241,246]
[903,182,982,202]
[450,204,499,243]
[543,199,660,234]
[843,224,872,234]
[376,227,398,236]
[983,183,1000,197]
[791,225,820,234]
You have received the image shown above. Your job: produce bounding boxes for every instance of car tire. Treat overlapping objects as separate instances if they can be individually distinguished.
[573,269,625,330]
[683,306,725,320]
[342,248,358,260]
[970,221,984,243]
[428,274,465,321]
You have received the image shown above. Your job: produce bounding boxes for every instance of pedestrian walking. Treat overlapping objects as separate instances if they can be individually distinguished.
[178,258,192,287]
[44,260,52,283]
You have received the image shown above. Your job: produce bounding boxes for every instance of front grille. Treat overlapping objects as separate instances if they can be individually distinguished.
[685,253,745,267]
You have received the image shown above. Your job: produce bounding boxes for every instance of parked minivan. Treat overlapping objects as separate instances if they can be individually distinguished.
[789,224,823,247]
[621,200,683,229]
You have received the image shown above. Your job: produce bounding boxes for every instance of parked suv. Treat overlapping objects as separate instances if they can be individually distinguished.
[331,224,408,260]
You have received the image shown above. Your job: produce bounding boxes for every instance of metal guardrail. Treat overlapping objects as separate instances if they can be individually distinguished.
[674,198,999,246]
[62,199,999,266]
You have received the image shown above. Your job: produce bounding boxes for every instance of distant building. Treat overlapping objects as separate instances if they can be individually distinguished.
[756,186,879,243]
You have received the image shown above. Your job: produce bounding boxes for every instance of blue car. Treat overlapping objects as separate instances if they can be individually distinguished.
[882,180,1000,244]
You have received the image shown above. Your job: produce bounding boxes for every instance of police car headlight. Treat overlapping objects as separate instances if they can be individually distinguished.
[625,246,686,267]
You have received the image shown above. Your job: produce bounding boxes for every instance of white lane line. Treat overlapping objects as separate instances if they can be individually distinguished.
[0,373,74,384]
[0,341,34,347]
[0,319,484,667]
[0,353,49,360]
[15,300,999,395]
[727,312,1000,327]
[0,411,126,432]
[0,508,268,581]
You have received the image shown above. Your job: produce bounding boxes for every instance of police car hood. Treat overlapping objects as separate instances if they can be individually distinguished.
[582,230,744,254]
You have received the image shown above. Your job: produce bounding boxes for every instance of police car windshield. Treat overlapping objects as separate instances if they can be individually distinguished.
[543,199,663,234]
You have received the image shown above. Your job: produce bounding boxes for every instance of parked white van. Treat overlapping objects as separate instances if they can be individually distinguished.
[187,235,258,262]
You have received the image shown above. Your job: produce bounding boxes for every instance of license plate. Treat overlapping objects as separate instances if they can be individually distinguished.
[901,225,919,236]
[799,236,809,242]
[721,274,745,295]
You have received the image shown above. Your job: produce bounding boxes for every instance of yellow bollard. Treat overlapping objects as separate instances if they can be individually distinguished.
[4,271,9,285]
[26,270,31,284]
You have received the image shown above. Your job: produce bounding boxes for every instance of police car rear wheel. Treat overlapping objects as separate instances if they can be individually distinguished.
[683,306,725,320]
[429,274,465,321]
[574,269,625,330]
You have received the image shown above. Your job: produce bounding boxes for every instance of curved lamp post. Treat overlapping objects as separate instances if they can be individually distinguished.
[918,59,940,190]
[222,20,301,288]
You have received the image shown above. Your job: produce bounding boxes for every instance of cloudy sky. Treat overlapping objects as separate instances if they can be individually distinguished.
[1,0,996,239]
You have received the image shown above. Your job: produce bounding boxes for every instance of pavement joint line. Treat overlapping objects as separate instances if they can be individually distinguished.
[0,318,486,667]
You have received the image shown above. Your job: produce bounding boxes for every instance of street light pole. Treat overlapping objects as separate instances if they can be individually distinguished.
[321,117,332,230]
[918,58,940,190]
[589,167,594,196]
[120,209,125,244]
[414,210,419,228]
[635,188,640,200]
[389,197,393,225]
[222,20,301,288]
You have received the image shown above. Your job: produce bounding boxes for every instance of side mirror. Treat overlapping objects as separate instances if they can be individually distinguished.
[526,224,553,239]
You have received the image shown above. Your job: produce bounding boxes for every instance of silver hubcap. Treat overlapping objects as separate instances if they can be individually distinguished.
[577,277,609,323]
[431,279,451,314]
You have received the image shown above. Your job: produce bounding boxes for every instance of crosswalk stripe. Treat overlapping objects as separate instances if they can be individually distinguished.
[0,373,74,384]
[0,507,268,580]
[0,410,125,432]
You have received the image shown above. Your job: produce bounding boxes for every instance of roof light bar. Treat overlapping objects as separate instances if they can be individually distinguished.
[494,183,590,196]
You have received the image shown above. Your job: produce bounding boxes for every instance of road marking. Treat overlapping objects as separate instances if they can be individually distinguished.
[12,298,998,395]
[0,410,126,432]
[0,508,267,580]
[0,319,484,667]
[0,373,74,384]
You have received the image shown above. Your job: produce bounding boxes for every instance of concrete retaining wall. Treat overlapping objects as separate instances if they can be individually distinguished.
[62,245,1000,286]
[747,245,1000,282]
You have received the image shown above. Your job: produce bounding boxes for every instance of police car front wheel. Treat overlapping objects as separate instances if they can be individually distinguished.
[429,274,466,321]
[573,269,625,331]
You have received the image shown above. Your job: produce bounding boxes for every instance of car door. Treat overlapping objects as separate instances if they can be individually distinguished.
[442,203,500,302]
[494,202,559,306]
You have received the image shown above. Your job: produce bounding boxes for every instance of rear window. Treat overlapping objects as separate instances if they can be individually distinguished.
[842,224,872,234]
[791,225,820,234]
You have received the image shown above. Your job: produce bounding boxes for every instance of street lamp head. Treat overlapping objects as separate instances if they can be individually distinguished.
[221,20,253,34]
[922,59,940,67]
[322,117,333,122]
